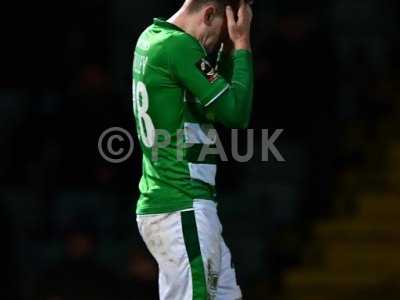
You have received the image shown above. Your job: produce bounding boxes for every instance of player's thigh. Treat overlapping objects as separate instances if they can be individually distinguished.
[193,202,224,298]
[193,202,242,300]
[215,238,242,300]
[137,210,213,300]
[137,212,185,266]
[137,212,193,299]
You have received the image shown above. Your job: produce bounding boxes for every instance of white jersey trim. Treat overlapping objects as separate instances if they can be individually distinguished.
[184,123,216,145]
[188,163,217,186]
[204,84,230,107]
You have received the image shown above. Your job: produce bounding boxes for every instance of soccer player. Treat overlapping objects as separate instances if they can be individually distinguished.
[133,0,253,299]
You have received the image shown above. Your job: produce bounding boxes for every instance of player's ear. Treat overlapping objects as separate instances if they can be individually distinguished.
[203,5,216,25]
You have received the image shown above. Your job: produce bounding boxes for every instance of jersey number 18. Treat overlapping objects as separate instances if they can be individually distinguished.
[133,80,155,148]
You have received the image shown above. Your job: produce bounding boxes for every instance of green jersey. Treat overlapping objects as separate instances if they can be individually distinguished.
[133,19,253,215]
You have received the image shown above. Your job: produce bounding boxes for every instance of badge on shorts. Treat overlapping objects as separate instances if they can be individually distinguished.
[207,260,219,298]
[196,58,219,83]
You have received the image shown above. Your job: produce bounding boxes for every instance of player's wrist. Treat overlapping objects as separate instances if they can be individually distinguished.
[233,38,251,52]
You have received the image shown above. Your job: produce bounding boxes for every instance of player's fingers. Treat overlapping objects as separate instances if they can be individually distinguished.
[238,0,252,26]
[226,5,236,27]
[246,3,253,22]
[237,0,246,21]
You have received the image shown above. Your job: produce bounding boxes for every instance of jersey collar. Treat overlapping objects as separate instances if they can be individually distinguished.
[153,18,184,32]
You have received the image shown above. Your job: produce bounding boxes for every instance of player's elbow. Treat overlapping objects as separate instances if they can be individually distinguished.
[233,107,252,129]
[236,117,251,129]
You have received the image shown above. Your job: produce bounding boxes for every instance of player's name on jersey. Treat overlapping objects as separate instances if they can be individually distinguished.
[133,53,148,75]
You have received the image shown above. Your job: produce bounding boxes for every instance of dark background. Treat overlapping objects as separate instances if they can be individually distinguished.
[2,0,400,299]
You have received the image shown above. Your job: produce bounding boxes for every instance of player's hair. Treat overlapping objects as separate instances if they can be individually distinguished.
[187,0,241,14]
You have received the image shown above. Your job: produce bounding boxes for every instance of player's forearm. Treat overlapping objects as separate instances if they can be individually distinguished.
[231,49,253,128]
[213,50,254,129]
[218,48,234,81]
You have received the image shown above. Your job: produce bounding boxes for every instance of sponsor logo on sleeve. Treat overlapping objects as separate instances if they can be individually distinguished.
[196,59,219,83]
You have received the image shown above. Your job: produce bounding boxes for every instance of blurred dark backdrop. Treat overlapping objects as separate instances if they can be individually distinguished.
[2,0,400,299]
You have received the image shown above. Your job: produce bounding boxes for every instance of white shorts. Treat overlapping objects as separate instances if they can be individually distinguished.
[137,200,242,300]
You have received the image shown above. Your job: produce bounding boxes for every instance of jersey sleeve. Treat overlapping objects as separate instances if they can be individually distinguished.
[167,34,230,107]
[205,50,254,129]
[217,48,234,82]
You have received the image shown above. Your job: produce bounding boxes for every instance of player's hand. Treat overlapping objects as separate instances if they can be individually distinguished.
[226,0,253,51]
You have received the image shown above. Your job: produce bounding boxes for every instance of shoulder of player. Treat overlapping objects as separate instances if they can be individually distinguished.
[164,32,206,56]
[135,26,153,52]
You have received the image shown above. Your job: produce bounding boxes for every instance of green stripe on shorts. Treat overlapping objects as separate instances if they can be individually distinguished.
[181,210,208,300]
